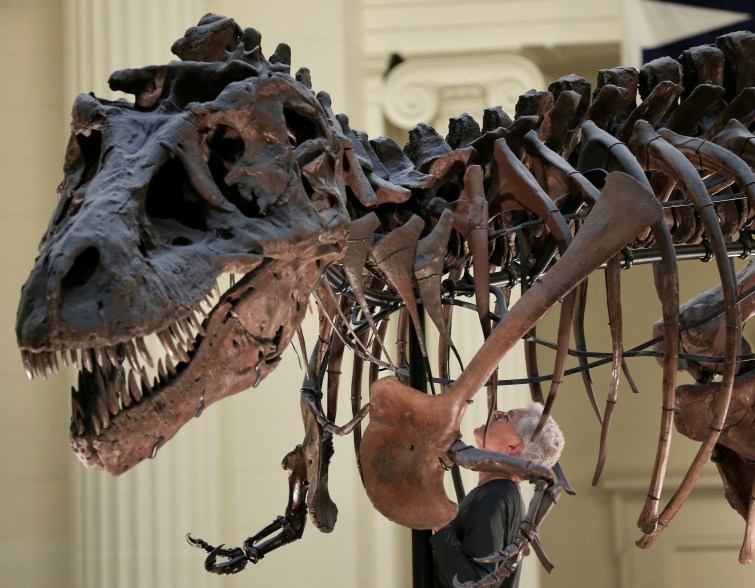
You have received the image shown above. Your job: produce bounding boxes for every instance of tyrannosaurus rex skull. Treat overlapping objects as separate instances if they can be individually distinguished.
[16,19,348,474]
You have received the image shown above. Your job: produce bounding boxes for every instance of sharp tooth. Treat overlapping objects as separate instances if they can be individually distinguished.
[31,354,43,379]
[95,347,109,369]
[69,349,80,369]
[135,337,154,368]
[81,348,95,373]
[125,341,140,371]
[106,379,120,416]
[21,351,34,379]
[60,350,69,368]
[94,390,109,429]
[189,312,207,337]
[121,374,132,408]
[214,283,221,297]
[178,319,195,347]
[157,358,167,380]
[157,331,176,356]
[42,354,53,379]
[40,354,51,377]
[119,374,129,410]
[169,325,191,358]
[106,346,121,367]
[158,331,179,360]
[128,369,142,402]
[173,339,190,363]
[139,367,151,394]
[100,403,111,429]
[37,354,50,380]
[165,323,184,345]
[90,414,101,436]
[194,303,208,319]
[71,388,84,420]
[229,274,236,287]
[49,352,59,375]
[165,355,176,375]
[71,388,86,435]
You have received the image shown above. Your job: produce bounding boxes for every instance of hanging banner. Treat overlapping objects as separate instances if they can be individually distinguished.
[622,0,754,67]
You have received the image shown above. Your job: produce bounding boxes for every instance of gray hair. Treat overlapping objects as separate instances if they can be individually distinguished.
[515,403,565,469]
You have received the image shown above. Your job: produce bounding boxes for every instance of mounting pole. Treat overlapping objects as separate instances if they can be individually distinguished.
[409,312,434,588]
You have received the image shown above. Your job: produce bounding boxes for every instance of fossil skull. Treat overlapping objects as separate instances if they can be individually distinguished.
[16,16,348,474]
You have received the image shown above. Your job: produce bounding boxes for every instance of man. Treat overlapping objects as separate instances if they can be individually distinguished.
[430,402,565,588]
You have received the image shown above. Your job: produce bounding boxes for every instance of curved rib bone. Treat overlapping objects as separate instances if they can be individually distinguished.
[630,119,741,547]
[591,254,623,485]
[491,137,576,435]
[360,172,662,529]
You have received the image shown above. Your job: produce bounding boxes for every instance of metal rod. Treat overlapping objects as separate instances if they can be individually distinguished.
[327,239,753,307]
[409,311,435,588]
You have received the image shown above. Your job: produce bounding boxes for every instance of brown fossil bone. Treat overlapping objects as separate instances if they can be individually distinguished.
[371,215,430,365]
[415,208,455,346]
[668,266,755,564]
[360,171,663,529]
[630,120,748,545]
[669,260,755,381]
[453,165,491,338]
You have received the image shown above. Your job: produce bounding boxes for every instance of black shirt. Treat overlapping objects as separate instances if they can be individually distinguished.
[430,479,524,588]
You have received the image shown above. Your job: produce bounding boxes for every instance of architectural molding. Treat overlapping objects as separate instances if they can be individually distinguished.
[382,52,545,130]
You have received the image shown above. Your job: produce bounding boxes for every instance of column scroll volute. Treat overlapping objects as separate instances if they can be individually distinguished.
[382,52,546,131]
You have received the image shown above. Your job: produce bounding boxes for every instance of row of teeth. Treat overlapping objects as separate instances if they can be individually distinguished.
[21,275,240,436]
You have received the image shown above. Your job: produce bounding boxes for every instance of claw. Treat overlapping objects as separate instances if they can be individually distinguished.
[185,532,213,553]
[472,545,518,565]
[186,534,251,575]
[204,544,250,575]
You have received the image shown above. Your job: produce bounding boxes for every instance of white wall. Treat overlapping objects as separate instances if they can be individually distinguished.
[0,1,69,586]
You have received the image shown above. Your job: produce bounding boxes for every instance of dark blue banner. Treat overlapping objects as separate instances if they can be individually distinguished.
[650,0,754,12]
[638,0,754,62]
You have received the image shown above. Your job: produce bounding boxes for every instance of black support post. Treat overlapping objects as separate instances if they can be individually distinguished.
[409,314,434,588]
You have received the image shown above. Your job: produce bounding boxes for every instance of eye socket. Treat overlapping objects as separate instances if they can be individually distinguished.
[283,107,320,147]
[206,124,263,219]
[145,156,207,231]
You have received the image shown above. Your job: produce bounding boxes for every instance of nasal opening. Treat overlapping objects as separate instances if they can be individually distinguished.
[61,247,100,290]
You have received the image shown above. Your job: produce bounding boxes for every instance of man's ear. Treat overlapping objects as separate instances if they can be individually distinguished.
[504,436,525,456]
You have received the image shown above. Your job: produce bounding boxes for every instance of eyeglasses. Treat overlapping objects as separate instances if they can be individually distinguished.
[501,410,519,434]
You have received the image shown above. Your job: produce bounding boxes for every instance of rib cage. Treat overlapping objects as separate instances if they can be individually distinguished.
[310,28,755,573]
[15,12,755,580]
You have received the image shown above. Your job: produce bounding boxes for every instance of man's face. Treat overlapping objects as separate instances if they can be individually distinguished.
[473,409,525,455]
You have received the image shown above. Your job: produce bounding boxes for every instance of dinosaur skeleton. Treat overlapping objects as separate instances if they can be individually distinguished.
[15,13,755,585]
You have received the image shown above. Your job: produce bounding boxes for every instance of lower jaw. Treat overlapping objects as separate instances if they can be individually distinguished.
[69,255,329,475]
